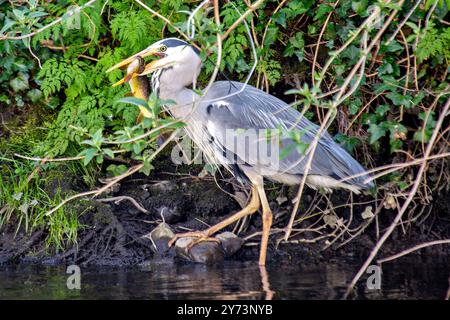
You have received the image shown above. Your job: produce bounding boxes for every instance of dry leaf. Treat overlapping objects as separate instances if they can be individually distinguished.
[384,195,397,210]
[361,206,374,219]
[324,214,338,229]
[276,196,287,205]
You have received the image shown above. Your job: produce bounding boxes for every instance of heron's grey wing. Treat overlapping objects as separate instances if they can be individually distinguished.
[200,81,372,188]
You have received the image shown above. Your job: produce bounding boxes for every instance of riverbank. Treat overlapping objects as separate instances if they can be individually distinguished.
[1,163,448,267]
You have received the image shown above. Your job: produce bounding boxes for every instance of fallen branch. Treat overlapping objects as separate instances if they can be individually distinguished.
[44,129,179,216]
[44,163,144,216]
[377,239,450,263]
[97,196,149,214]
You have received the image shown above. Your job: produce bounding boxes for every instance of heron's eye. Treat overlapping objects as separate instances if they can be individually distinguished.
[159,45,167,52]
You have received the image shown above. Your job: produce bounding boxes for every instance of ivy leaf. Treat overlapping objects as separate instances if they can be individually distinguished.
[283,32,304,61]
[354,1,369,15]
[376,105,390,117]
[413,129,430,143]
[107,164,128,176]
[368,124,386,144]
[10,72,29,92]
[140,158,154,176]
[386,92,411,108]
[386,40,403,53]
[342,45,360,62]
[378,63,393,76]
[315,3,333,20]
[26,89,42,103]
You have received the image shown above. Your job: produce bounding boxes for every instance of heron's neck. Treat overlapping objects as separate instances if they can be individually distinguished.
[159,86,199,118]
[154,67,200,118]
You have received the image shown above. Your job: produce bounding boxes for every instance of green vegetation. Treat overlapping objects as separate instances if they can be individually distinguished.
[1,0,449,252]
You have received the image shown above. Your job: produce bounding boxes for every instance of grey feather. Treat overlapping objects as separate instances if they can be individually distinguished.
[196,81,374,189]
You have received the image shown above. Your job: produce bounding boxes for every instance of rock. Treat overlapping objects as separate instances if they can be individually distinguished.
[149,180,176,193]
[145,223,174,254]
[157,206,184,224]
[175,237,224,264]
[216,232,244,257]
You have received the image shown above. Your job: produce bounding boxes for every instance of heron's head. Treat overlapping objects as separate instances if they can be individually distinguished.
[107,38,201,87]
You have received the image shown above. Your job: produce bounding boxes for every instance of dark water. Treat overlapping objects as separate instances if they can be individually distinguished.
[0,259,448,299]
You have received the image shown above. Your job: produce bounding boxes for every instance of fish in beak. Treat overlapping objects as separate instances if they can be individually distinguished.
[108,54,158,121]
[111,56,145,87]
[106,47,161,74]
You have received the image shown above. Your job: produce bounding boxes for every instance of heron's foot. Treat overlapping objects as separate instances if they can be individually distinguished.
[168,230,220,250]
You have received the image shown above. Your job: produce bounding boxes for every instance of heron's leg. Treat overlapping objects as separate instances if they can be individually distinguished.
[168,185,260,248]
[255,181,272,266]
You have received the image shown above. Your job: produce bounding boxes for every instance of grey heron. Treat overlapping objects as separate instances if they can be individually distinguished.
[107,38,374,266]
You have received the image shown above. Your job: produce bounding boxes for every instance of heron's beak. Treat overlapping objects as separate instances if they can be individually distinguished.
[139,57,176,76]
[111,74,136,87]
[106,47,160,73]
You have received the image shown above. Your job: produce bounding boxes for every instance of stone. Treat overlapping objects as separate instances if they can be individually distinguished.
[149,180,176,193]
[157,206,184,224]
[146,222,174,254]
[216,232,244,257]
[175,237,224,264]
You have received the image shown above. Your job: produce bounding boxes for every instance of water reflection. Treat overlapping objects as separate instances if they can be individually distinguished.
[0,259,448,299]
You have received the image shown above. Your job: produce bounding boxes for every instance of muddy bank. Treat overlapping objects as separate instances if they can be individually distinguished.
[1,160,449,268]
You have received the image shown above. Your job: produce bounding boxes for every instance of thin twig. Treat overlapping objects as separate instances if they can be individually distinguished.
[220,0,265,42]
[97,196,149,213]
[0,0,97,41]
[344,97,450,298]
[377,239,450,263]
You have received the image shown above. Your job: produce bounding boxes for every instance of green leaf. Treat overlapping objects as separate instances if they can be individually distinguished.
[385,40,403,53]
[83,148,97,166]
[386,92,411,108]
[352,0,368,15]
[413,129,430,143]
[368,124,386,144]
[0,18,16,34]
[10,72,29,92]
[107,164,128,176]
[116,97,148,109]
[26,89,43,103]
[140,159,154,176]
[28,11,48,19]
[315,3,333,20]
[103,148,114,158]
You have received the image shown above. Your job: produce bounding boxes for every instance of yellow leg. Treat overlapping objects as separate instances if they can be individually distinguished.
[168,186,260,247]
[255,181,273,266]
